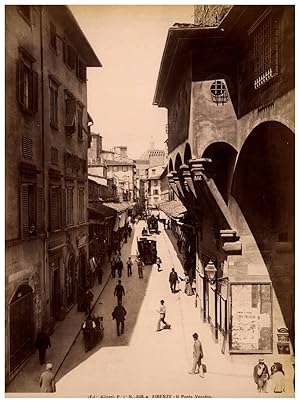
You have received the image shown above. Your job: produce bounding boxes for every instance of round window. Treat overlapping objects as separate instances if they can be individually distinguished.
[210,80,226,96]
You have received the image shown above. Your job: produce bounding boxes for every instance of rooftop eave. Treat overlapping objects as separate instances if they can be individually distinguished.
[55,6,102,67]
[153,26,222,107]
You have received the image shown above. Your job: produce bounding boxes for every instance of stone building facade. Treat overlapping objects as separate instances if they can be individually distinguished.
[154,5,294,359]
[5,5,101,382]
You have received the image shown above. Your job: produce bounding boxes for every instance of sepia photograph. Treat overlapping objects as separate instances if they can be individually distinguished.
[4,2,295,398]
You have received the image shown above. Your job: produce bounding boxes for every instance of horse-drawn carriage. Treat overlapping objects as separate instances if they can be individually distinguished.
[137,235,157,265]
[147,215,159,234]
[81,314,104,352]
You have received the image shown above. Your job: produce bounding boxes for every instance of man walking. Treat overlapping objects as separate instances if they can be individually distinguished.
[253,358,269,392]
[189,333,204,377]
[110,257,116,278]
[97,266,103,285]
[39,363,56,393]
[116,257,124,278]
[156,300,171,331]
[112,301,127,336]
[127,256,133,277]
[169,268,179,293]
[136,257,144,278]
[35,328,51,365]
[114,280,125,304]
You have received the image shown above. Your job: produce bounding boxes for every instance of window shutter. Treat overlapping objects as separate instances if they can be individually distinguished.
[50,187,57,231]
[32,70,38,112]
[18,60,25,106]
[21,184,29,239]
[22,136,33,159]
[61,187,66,228]
[36,186,44,234]
[65,98,77,132]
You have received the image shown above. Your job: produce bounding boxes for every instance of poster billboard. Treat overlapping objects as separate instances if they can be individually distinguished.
[229,283,272,353]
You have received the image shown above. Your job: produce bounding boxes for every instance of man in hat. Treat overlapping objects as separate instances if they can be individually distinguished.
[39,363,56,393]
[156,300,171,331]
[253,358,269,392]
[189,333,204,377]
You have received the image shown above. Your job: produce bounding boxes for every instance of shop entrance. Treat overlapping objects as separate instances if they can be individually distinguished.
[9,284,34,374]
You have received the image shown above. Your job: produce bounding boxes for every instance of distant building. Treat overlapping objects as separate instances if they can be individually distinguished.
[5,5,101,382]
[147,164,166,208]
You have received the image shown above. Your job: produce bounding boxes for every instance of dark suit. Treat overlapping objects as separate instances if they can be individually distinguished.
[253,363,269,392]
[35,332,51,364]
[112,305,127,336]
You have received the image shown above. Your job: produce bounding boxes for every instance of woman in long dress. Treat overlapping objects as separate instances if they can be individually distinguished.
[184,274,194,296]
[270,363,285,393]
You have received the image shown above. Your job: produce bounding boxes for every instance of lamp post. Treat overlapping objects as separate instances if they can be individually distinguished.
[205,260,219,341]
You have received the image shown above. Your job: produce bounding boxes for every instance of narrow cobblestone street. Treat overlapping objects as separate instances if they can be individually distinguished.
[54,221,294,398]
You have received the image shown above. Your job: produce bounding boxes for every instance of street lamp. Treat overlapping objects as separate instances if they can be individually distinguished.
[205,260,217,282]
[205,260,229,285]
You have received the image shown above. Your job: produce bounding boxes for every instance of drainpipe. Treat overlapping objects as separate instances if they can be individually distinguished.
[39,6,48,328]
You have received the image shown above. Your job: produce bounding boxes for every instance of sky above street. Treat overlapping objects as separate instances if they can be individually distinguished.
[70,5,193,159]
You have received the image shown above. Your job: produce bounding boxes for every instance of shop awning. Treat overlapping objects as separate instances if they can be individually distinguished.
[158,200,187,219]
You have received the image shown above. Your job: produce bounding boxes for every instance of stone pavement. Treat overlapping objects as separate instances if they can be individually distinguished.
[6,220,295,397]
[6,230,130,395]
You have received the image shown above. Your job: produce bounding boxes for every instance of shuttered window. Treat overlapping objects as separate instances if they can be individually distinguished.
[66,187,74,226]
[78,187,85,223]
[49,80,58,127]
[22,136,33,159]
[50,147,58,165]
[77,104,83,140]
[17,52,38,114]
[65,98,77,134]
[20,184,44,239]
[49,186,62,231]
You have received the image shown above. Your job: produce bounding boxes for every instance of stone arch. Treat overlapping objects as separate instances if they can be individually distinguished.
[232,121,295,347]
[168,158,173,173]
[175,153,183,172]
[202,141,237,204]
[184,142,192,164]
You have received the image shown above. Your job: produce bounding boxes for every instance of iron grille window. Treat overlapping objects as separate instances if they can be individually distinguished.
[22,136,33,159]
[210,80,229,105]
[50,147,58,165]
[18,51,38,114]
[253,14,280,89]
[66,187,74,226]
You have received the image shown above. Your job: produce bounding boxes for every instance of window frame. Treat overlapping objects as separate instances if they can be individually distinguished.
[77,102,84,141]
[78,186,85,224]
[77,57,87,82]
[49,76,61,128]
[49,22,57,53]
[66,186,74,226]
[18,49,38,114]
[64,91,77,135]
[49,185,62,232]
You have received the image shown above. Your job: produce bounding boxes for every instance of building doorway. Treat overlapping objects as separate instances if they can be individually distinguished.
[9,284,34,374]
[50,256,61,320]
[65,254,76,309]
